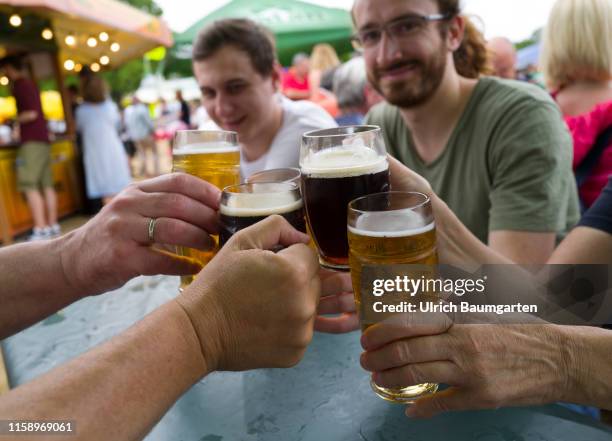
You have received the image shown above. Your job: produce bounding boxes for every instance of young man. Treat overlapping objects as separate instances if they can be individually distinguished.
[191,19,336,180]
[1,56,59,240]
[354,0,579,264]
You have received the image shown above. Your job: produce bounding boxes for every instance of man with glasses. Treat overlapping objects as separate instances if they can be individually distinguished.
[353,0,579,264]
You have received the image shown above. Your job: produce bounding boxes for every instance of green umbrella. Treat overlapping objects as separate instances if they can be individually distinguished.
[174,0,354,65]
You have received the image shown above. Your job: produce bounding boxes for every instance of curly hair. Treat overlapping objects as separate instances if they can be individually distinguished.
[453,17,492,78]
[436,0,491,78]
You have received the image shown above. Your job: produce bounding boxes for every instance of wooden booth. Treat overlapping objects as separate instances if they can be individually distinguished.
[0,0,172,244]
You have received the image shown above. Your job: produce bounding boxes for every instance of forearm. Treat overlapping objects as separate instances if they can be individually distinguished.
[17,111,37,124]
[489,231,555,264]
[0,235,82,338]
[0,300,208,441]
[561,326,612,410]
[549,227,612,264]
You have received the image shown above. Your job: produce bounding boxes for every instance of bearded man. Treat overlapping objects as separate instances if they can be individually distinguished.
[354,0,579,264]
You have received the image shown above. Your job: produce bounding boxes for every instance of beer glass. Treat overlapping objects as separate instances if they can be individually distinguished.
[348,192,439,403]
[173,130,240,289]
[245,168,301,187]
[219,182,306,246]
[300,126,389,271]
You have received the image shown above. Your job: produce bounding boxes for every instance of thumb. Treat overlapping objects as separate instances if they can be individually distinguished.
[226,215,310,251]
[388,155,432,196]
[407,388,470,419]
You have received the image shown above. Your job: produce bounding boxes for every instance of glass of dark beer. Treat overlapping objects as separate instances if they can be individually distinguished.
[219,182,306,246]
[300,126,390,271]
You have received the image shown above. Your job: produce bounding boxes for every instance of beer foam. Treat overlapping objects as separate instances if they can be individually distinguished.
[301,146,388,178]
[349,210,435,238]
[174,142,239,155]
[220,192,303,217]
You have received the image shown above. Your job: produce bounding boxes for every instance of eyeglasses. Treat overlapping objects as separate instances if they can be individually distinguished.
[351,14,450,51]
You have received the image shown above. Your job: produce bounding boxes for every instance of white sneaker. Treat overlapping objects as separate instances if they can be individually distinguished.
[28,227,49,241]
[49,223,62,237]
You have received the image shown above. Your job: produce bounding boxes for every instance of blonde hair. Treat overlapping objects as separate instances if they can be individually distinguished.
[310,44,340,71]
[541,0,612,90]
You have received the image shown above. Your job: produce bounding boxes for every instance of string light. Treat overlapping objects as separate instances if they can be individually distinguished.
[74,64,83,73]
[90,63,100,72]
[64,59,75,71]
[65,35,76,46]
[9,14,22,27]
[0,76,9,86]
[100,55,110,65]
[99,32,109,42]
[110,42,120,52]
[87,37,98,48]
[41,28,54,40]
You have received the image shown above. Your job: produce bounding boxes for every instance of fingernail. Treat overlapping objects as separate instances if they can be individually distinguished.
[359,353,369,370]
[360,334,370,349]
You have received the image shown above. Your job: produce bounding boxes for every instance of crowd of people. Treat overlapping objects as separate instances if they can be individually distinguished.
[0,0,611,438]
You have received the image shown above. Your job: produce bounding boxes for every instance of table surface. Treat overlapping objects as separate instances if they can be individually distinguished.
[3,275,612,441]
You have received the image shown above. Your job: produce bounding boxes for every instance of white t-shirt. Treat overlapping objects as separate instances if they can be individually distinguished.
[240,96,337,180]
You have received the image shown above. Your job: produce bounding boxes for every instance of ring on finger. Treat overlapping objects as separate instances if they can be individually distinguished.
[148,218,157,243]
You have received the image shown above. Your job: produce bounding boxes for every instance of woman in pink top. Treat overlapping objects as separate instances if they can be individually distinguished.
[564,101,612,207]
[541,0,612,209]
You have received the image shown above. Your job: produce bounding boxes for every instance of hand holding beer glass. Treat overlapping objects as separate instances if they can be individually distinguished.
[300,126,390,271]
[348,192,439,403]
[173,130,241,289]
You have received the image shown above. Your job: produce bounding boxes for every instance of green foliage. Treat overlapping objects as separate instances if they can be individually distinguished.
[118,0,163,16]
[163,52,193,78]
[515,28,542,50]
[102,59,145,101]
[515,39,536,51]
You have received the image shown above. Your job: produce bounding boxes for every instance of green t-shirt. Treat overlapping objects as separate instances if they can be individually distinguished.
[365,76,580,243]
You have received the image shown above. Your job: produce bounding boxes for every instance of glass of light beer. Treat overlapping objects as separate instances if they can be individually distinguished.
[173,130,240,289]
[300,126,390,271]
[219,182,306,246]
[348,192,439,403]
